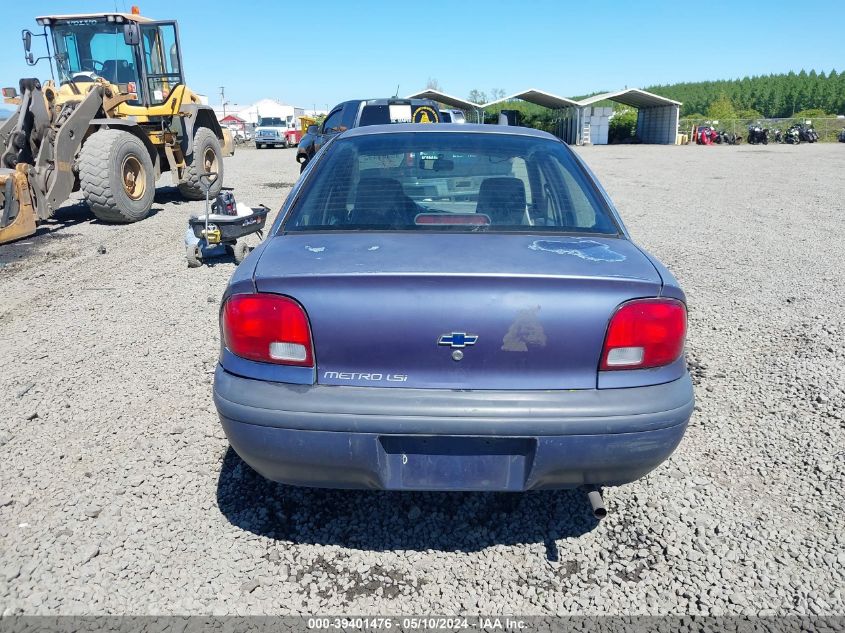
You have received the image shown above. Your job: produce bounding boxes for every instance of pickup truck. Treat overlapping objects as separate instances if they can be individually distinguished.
[296,98,440,170]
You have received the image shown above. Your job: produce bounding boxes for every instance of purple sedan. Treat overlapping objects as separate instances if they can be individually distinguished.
[214,124,693,505]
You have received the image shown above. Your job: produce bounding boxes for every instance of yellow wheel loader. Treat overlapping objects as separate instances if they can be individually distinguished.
[0,9,233,244]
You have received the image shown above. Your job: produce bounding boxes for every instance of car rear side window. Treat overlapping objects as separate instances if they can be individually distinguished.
[322,109,344,133]
[284,132,618,235]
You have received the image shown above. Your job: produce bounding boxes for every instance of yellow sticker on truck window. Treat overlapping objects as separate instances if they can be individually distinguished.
[413,106,439,123]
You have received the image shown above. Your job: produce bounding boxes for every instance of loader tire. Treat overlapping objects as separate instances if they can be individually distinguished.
[79,129,155,223]
[178,127,224,200]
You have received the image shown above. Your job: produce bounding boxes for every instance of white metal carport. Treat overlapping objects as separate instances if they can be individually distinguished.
[576,89,681,145]
[407,86,682,144]
[483,89,581,142]
[405,89,485,122]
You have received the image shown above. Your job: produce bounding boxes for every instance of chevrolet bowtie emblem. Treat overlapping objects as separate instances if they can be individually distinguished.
[438,332,479,349]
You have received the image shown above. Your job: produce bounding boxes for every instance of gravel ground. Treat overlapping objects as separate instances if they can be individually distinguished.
[0,142,843,616]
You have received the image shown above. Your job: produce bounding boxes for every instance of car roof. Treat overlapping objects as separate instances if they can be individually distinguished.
[340,123,560,141]
[38,13,152,23]
[335,98,437,108]
[364,98,436,105]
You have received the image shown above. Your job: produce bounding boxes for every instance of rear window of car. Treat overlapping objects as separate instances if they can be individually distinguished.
[283,131,618,235]
[358,104,440,126]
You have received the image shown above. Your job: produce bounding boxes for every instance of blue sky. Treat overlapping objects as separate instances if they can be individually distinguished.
[1,0,842,110]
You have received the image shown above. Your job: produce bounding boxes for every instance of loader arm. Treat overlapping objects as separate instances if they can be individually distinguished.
[33,86,104,219]
[1,79,51,169]
[0,80,106,237]
[0,80,52,243]
[0,114,17,152]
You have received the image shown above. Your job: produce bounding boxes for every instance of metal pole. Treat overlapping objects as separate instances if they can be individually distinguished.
[44,26,55,82]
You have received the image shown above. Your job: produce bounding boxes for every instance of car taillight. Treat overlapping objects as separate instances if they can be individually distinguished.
[600,298,686,371]
[221,294,313,366]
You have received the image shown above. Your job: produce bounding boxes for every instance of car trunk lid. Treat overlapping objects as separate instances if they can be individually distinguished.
[254,233,662,389]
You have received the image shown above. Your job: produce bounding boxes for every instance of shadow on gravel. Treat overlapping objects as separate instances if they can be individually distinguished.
[45,201,163,225]
[216,448,599,556]
[34,202,94,234]
[197,253,240,267]
[0,203,93,256]
[155,186,190,205]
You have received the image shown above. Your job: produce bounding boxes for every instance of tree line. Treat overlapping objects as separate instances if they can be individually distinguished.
[447,68,844,137]
[647,69,844,119]
[446,70,843,119]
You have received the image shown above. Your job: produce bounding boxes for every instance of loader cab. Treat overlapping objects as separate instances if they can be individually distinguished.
[37,14,184,107]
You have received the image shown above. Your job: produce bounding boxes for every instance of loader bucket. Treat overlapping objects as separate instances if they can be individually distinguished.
[0,165,37,244]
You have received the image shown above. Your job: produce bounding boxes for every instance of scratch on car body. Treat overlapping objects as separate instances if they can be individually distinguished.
[305,245,326,253]
[502,306,547,352]
[368,245,380,251]
[528,239,625,262]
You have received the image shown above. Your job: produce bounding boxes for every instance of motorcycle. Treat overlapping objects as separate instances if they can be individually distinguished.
[839,128,845,143]
[785,125,801,144]
[747,124,769,145]
[719,131,740,145]
[770,129,783,144]
[790,122,818,143]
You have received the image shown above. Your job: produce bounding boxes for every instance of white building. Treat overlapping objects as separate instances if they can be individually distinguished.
[214,99,304,126]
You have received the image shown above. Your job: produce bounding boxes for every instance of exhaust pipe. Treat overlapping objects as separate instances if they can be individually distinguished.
[586,487,607,519]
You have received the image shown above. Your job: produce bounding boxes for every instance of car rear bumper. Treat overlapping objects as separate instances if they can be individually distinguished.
[213,366,694,491]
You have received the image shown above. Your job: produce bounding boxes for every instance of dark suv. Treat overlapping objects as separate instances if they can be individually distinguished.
[296,98,441,171]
